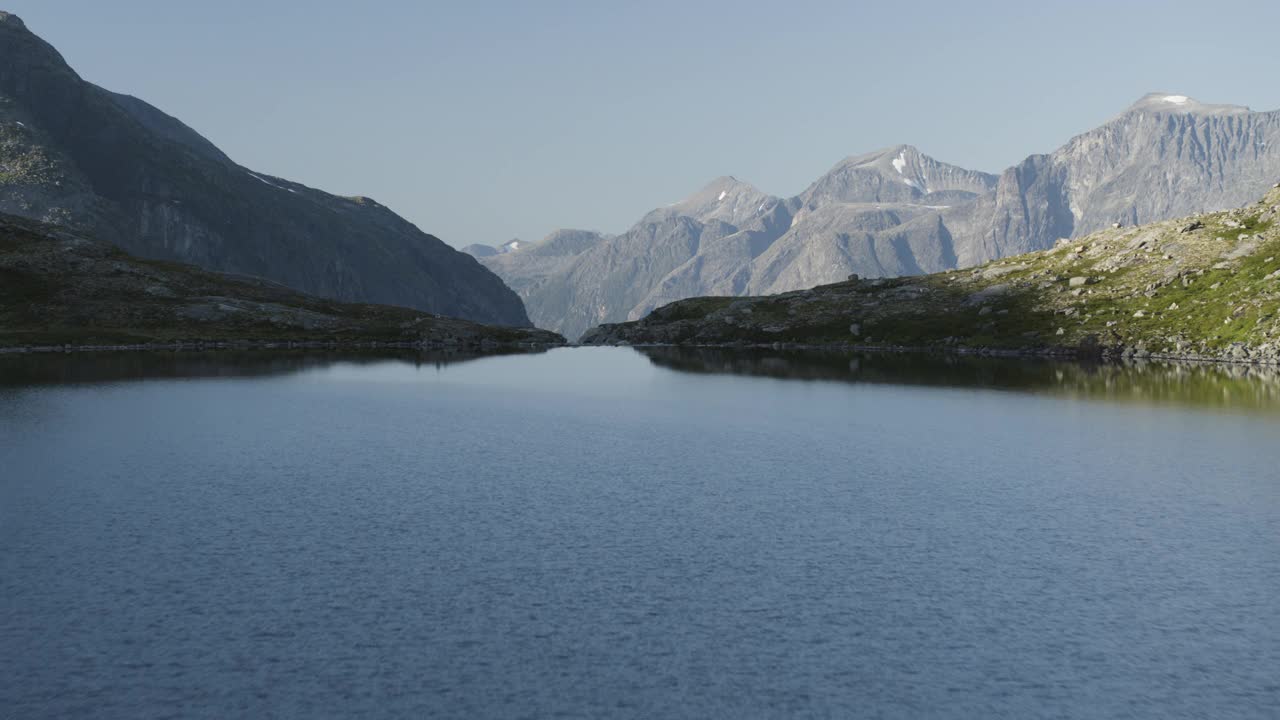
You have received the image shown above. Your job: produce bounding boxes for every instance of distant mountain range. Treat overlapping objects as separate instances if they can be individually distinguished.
[582,185,1280,366]
[469,93,1280,340]
[0,12,531,327]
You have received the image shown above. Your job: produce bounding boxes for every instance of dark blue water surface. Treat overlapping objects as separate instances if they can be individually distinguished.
[1,347,1278,719]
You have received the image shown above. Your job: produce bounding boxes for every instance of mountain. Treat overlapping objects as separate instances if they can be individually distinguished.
[461,243,501,258]
[464,228,610,328]
[462,235,562,259]
[583,186,1280,365]
[742,146,997,296]
[0,211,563,349]
[481,95,1280,340]
[0,12,531,327]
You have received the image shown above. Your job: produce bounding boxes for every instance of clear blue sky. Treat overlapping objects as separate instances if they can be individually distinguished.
[9,0,1280,247]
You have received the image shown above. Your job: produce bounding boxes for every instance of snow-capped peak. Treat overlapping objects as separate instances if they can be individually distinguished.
[1125,93,1249,117]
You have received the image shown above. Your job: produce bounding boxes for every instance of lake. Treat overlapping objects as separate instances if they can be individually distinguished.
[1,347,1277,719]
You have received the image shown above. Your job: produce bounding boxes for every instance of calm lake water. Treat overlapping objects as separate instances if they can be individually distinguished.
[2,347,1278,719]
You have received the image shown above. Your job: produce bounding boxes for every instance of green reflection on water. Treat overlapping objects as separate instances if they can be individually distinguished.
[638,347,1280,413]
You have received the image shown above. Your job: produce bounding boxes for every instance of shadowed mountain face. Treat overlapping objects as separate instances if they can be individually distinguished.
[0,12,531,327]
[0,211,564,348]
[482,95,1280,340]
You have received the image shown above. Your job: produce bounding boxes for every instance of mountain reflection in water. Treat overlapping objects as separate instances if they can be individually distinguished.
[0,347,550,386]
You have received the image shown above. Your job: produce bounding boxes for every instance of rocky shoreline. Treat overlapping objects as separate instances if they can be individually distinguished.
[1,212,567,353]
[582,189,1280,367]
[586,339,1280,368]
[0,337,563,356]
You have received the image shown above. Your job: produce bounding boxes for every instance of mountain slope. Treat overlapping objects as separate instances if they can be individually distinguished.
[476,177,791,339]
[0,12,531,327]
[0,211,563,348]
[583,187,1280,365]
[485,96,1280,340]
[465,229,608,303]
[797,145,997,206]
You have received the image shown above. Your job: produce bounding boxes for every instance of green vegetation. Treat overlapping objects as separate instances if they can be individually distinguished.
[584,188,1280,364]
[640,346,1280,414]
[0,213,565,350]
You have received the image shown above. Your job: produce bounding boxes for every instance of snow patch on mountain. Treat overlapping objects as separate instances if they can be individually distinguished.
[892,151,907,175]
[245,171,295,193]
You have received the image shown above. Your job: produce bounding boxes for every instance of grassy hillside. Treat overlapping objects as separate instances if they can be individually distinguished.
[0,213,564,350]
[583,188,1280,364]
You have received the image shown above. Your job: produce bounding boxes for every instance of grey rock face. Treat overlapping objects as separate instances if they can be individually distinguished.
[489,96,1280,340]
[582,186,1280,366]
[799,145,997,206]
[0,13,531,327]
[524,215,718,340]
[474,228,607,304]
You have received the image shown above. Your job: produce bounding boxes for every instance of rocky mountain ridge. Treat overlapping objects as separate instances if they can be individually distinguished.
[482,94,1280,340]
[582,187,1280,366]
[0,12,532,327]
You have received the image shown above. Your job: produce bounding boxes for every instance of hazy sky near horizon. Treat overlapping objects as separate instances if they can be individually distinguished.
[9,0,1280,247]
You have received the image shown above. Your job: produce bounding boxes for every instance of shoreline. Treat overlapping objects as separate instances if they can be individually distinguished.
[0,338,566,356]
[584,340,1280,368]
[5,336,1276,369]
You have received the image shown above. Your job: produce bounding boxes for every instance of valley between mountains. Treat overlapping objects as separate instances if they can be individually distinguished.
[4,8,1280,366]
